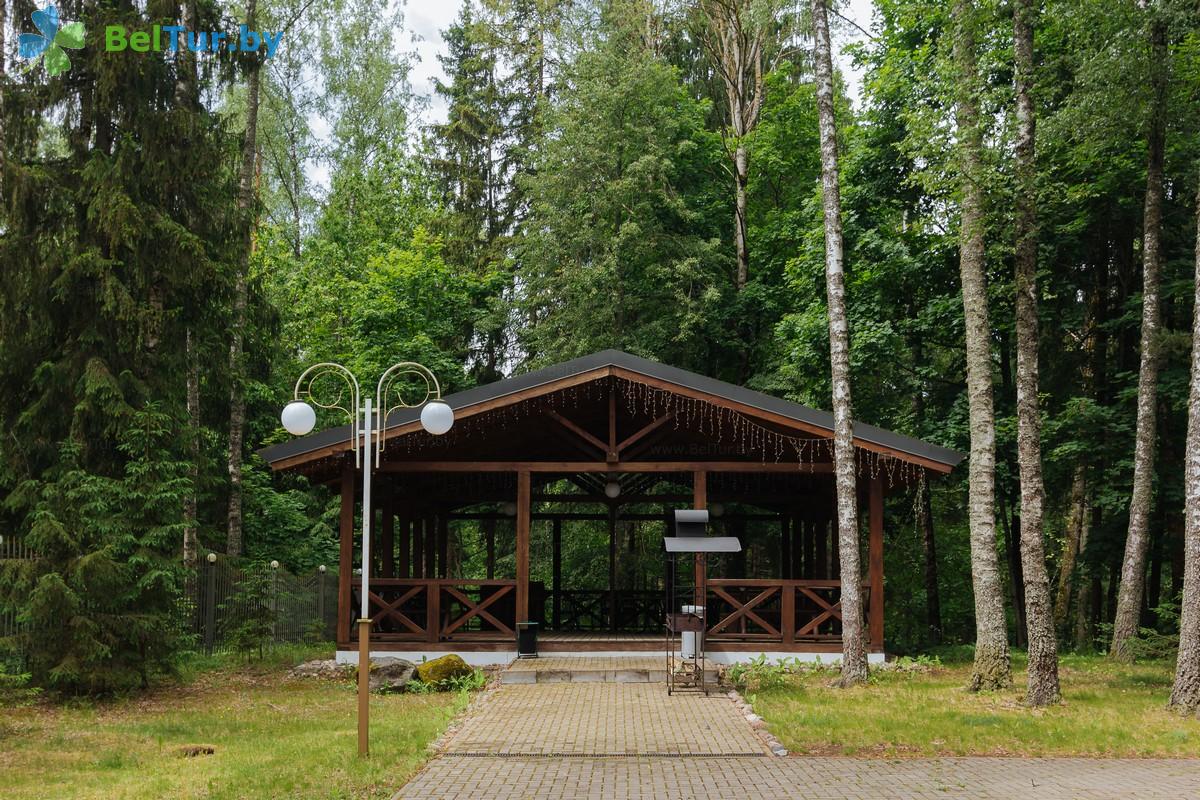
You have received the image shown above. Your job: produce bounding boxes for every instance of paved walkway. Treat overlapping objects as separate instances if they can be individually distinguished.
[393,667,1200,800]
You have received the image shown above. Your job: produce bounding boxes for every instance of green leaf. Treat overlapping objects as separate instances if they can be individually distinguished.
[43,45,71,75]
[55,22,85,50]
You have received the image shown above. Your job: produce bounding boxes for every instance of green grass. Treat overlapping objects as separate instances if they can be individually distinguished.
[0,646,464,799]
[749,653,1200,757]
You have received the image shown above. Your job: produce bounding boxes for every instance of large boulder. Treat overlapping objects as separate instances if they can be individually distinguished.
[367,657,416,693]
[416,654,473,685]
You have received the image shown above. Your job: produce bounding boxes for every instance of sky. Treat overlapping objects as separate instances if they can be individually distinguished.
[309,1,878,190]
[404,0,878,125]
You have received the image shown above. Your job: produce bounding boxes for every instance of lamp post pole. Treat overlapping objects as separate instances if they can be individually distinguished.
[280,362,454,758]
[357,396,372,757]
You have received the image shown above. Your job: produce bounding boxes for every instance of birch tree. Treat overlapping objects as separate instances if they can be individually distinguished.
[1169,179,1200,714]
[699,0,786,290]
[1012,0,1059,704]
[810,0,867,686]
[1111,7,1167,661]
[952,0,1011,691]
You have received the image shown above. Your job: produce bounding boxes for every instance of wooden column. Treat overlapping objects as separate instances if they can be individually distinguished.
[485,518,496,579]
[808,506,820,579]
[608,506,617,632]
[410,513,422,578]
[437,512,449,578]
[398,509,410,578]
[869,476,885,651]
[381,491,395,578]
[337,460,355,645]
[791,506,803,579]
[424,514,436,579]
[780,512,791,580]
[693,470,706,606]
[552,517,562,629]
[515,471,531,623]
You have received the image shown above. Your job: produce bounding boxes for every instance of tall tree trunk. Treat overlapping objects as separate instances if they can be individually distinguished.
[227,0,261,558]
[1055,466,1088,630]
[911,336,942,644]
[177,0,200,570]
[1012,0,1059,705]
[811,0,867,686]
[917,473,942,644]
[734,143,749,289]
[1169,179,1200,713]
[953,0,1012,691]
[183,328,200,569]
[1111,12,1167,661]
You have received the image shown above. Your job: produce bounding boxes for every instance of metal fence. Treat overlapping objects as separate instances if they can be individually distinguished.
[186,558,338,655]
[1,538,335,659]
[0,536,37,652]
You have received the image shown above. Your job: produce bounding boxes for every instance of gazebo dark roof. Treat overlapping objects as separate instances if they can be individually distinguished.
[259,349,962,472]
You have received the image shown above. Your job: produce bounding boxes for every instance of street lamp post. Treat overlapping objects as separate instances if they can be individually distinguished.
[280,361,454,757]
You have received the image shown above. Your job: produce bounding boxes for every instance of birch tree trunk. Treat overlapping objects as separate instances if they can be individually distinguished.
[1111,12,1166,661]
[735,142,749,289]
[1168,179,1200,713]
[1012,0,1059,705]
[699,0,771,292]
[227,0,261,557]
[953,0,1011,691]
[811,0,867,686]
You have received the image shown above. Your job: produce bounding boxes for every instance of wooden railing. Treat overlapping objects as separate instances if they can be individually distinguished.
[705,579,872,647]
[547,589,664,632]
[352,579,517,643]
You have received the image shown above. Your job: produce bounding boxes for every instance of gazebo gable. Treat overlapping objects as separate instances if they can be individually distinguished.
[259,350,962,479]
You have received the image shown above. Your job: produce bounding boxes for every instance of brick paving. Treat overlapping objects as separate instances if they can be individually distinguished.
[442,683,765,756]
[392,663,1200,800]
[395,756,1200,799]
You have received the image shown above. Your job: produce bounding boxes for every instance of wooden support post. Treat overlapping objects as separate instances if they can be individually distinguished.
[780,512,791,580]
[869,476,885,651]
[425,515,436,579]
[398,509,410,578]
[381,491,394,579]
[485,518,496,580]
[415,513,424,575]
[808,506,820,579]
[552,517,562,630]
[693,470,706,606]
[337,460,355,645]
[437,512,449,578]
[608,506,617,632]
[791,506,803,579]
[516,471,531,624]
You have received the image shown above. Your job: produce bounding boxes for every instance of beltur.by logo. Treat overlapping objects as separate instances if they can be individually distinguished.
[18,6,84,76]
[106,22,283,57]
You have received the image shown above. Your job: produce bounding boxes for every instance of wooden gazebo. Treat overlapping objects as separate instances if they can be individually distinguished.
[259,350,961,663]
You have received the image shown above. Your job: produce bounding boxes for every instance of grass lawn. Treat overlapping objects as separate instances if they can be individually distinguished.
[748,652,1200,758]
[0,646,464,800]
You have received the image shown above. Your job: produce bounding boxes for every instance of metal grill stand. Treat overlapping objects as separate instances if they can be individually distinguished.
[663,511,740,696]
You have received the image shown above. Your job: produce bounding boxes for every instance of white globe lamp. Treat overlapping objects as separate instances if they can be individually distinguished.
[604,481,621,499]
[420,400,454,435]
[281,400,316,436]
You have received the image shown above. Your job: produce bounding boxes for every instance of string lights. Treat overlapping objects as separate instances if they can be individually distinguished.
[351,375,928,490]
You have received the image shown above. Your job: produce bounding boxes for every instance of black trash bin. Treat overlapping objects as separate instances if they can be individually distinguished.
[517,621,538,658]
